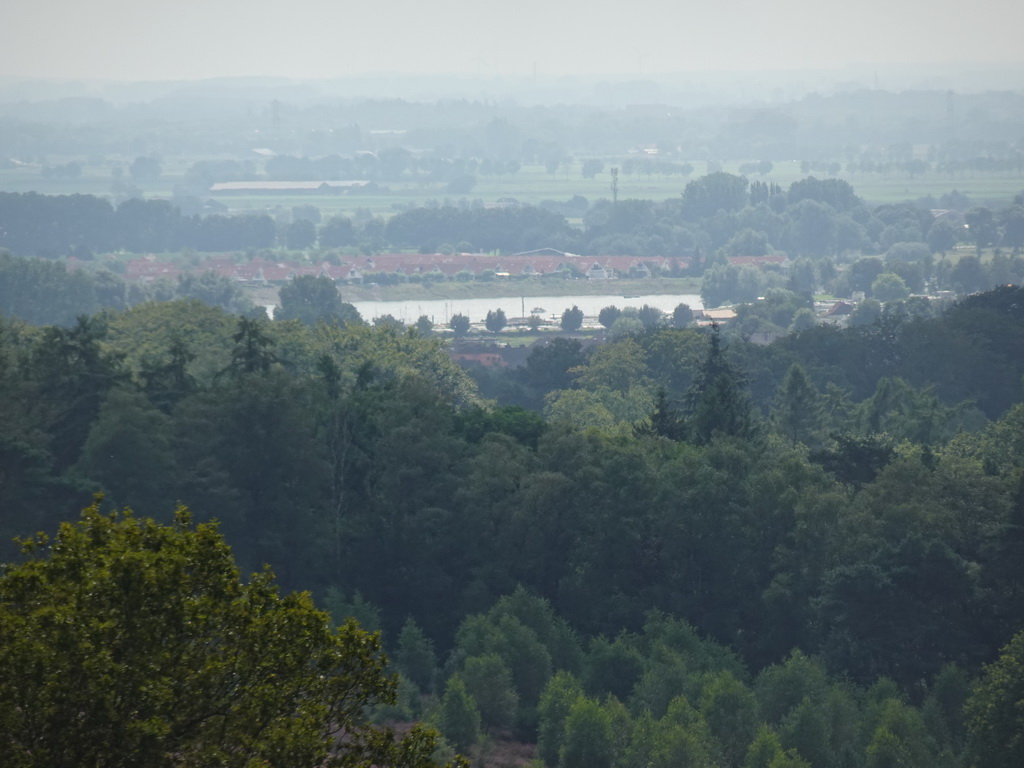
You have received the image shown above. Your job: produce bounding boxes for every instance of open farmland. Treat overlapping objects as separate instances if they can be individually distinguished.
[3,159,1021,222]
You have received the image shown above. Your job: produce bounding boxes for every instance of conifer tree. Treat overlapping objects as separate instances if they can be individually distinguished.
[772,363,823,447]
[684,324,756,444]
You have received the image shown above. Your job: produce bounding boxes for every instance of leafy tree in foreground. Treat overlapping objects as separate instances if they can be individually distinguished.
[0,501,461,768]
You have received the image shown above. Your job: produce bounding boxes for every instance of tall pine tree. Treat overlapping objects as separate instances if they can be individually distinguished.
[684,324,756,444]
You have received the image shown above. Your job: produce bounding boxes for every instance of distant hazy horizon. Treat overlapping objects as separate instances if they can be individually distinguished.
[3,0,1023,87]
[1,64,1023,110]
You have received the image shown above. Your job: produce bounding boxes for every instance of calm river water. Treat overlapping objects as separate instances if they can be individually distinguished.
[348,294,703,325]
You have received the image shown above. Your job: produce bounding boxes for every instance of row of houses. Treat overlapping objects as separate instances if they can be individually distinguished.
[121,250,790,286]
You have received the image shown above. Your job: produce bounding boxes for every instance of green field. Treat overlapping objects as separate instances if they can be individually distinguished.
[3,159,1021,219]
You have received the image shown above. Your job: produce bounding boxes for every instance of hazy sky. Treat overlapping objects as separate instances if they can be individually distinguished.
[2,0,1023,82]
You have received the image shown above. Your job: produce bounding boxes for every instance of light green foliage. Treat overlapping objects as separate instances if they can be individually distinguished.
[544,388,618,430]
[865,699,933,768]
[575,338,651,393]
[767,749,811,768]
[0,501,457,768]
[537,672,585,766]
[460,654,519,731]
[648,696,717,768]
[453,611,553,707]
[628,648,695,719]
[102,299,237,386]
[868,274,909,303]
[780,697,832,768]
[965,628,1024,768]
[601,694,633,761]
[305,322,481,408]
[374,313,405,329]
[754,650,830,725]
[625,613,752,724]
[700,670,759,768]
[955,401,1024,474]
[701,263,739,308]
[730,290,807,339]
[620,710,658,768]
[277,274,361,326]
[857,376,971,445]
[744,726,785,768]
[822,684,862,763]
[745,705,834,768]
[415,314,434,334]
[489,587,584,674]
[396,617,439,693]
[772,363,824,447]
[560,697,614,768]
[437,676,481,753]
[609,315,644,338]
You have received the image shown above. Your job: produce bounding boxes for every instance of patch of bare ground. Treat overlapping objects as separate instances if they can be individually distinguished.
[371,723,536,767]
[470,736,536,767]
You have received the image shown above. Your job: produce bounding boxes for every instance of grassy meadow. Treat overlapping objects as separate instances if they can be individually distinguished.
[2,158,1022,221]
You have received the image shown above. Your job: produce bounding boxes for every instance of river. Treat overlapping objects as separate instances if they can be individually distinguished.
[347,293,703,325]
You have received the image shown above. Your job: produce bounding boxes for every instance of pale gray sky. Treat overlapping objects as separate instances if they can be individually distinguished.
[2,0,1022,81]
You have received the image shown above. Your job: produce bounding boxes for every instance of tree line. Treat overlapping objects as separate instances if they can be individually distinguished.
[5,175,1023,284]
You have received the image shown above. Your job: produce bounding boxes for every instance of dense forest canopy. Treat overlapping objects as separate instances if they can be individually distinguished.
[4,282,1024,764]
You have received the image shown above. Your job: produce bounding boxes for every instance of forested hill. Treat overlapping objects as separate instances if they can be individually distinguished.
[4,289,1024,765]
